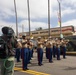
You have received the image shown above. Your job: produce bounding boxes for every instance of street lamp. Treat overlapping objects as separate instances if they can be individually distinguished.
[48,0,51,37]
[14,0,18,36]
[57,0,62,38]
[27,0,31,36]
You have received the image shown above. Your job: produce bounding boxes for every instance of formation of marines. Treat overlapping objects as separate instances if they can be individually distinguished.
[15,34,69,71]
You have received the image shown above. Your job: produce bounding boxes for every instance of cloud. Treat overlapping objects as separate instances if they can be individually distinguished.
[61,8,76,17]
[56,19,76,27]
[0,0,52,19]
[19,19,49,32]
[62,0,76,6]
[29,0,49,19]
[52,0,76,18]
[1,0,76,20]
[0,0,15,19]
[0,0,76,19]
[0,0,76,36]
[62,19,76,27]
[0,0,52,34]
[0,19,50,34]
[0,20,16,35]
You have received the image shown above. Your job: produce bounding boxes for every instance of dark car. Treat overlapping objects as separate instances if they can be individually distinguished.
[65,35,76,51]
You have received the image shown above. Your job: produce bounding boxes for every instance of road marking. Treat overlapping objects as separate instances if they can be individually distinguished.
[14,67,50,75]
[66,52,76,55]
[66,52,76,54]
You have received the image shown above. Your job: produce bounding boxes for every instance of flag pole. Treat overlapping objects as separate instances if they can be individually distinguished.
[27,0,31,37]
[57,0,62,38]
[14,0,18,36]
[48,0,51,37]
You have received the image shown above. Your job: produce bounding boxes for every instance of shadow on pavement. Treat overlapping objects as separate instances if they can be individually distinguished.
[64,67,76,70]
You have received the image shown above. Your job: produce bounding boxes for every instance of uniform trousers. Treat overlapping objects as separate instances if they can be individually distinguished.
[0,56,15,75]
[37,48,43,65]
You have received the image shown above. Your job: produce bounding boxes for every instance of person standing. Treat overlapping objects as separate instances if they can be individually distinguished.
[30,37,34,58]
[0,27,18,75]
[21,34,29,70]
[46,37,53,63]
[53,40,56,58]
[21,42,29,70]
[56,39,61,60]
[61,39,68,59]
[37,37,43,66]
[27,38,31,64]
[16,39,22,62]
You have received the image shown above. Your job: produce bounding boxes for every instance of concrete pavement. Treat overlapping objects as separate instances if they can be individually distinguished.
[0,52,76,75]
[14,52,76,75]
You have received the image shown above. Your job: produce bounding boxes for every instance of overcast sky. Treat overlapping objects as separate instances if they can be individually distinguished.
[0,0,76,35]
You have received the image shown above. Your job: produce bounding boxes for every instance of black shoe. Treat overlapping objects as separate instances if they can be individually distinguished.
[49,61,53,63]
[23,69,27,71]
[23,68,29,71]
[57,59,61,60]
[53,56,56,58]
[28,62,31,64]
[41,64,43,65]
[26,68,29,70]
[39,64,42,66]
[17,60,21,62]
[63,57,66,59]
[38,64,42,66]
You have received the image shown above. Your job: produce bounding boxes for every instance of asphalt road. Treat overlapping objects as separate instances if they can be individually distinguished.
[0,52,76,75]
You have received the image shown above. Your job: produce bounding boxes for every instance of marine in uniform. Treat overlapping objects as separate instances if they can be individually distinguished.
[53,39,56,58]
[27,38,32,64]
[44,39,48,59]
[46,37,53,63]
[37,37,43,66]
[21,34,29,70]
[56,38,61,60]
[30,37,34,58]
[61,39,68,59]
[16,39,22,62]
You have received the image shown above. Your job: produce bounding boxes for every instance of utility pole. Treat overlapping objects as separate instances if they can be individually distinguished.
[27,0,31,36]
[14,0,18,36]
[57,0,62,38]
[48,0,51,37]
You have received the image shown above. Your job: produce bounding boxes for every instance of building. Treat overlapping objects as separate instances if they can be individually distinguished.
[19,25,75,39]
